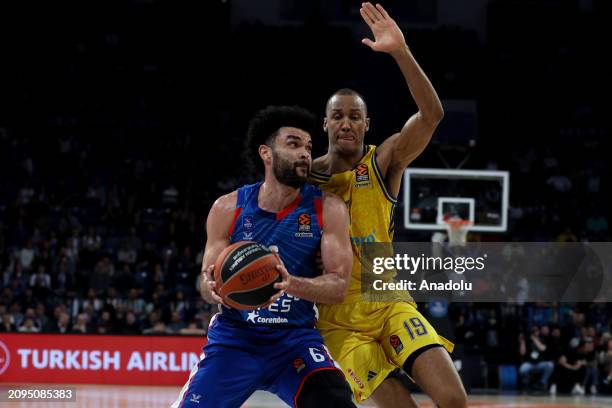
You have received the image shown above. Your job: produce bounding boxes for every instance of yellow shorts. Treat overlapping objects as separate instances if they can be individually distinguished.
[317,301,454,403]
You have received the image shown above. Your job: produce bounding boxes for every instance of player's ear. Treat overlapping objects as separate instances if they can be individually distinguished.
[259,145,272,166]
[365,117,370,132]
[323,117,328,132]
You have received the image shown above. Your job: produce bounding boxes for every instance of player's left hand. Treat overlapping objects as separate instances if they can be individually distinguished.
[360,2,407,54]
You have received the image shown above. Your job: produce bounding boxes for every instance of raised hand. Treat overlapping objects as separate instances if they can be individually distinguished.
[359,2,407,54]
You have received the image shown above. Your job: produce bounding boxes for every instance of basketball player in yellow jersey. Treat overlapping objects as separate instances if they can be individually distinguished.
[308,3,467,408]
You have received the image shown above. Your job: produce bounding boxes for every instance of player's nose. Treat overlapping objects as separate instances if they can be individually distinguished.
[341,118,351,130]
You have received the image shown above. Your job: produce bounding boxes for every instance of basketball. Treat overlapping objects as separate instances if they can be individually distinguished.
[214,241,282,310]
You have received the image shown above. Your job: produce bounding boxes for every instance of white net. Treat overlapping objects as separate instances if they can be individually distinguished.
[445,218,471,247]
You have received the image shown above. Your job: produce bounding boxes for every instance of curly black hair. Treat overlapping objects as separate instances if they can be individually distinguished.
[243,105,317,175]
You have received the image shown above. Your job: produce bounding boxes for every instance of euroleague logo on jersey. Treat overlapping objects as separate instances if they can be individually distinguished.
[390,335,404,355]
[354,163,371,188]
[293,357,306,373]
[295,213,313,238]
[0,340,10,375]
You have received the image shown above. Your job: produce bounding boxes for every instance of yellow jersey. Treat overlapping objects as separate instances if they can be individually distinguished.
[309,144,406,304]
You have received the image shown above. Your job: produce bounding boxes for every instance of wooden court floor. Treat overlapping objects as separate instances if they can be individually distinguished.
[1,384,611,407]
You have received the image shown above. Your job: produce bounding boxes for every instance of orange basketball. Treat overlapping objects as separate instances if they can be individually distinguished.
[214,241,282,310]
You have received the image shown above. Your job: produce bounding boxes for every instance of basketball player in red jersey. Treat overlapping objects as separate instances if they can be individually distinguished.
[173,106,356,408]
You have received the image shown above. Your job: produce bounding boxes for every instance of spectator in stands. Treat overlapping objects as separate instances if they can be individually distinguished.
[170,290,190,318]
[29,264,51,289]
[72,313,89,334]
[54,258,75,293]
[18,317,40,333]
[179,320,206,336]
[34,303,48,330]
[105,287,125,311]
[555,337,587,395]
[519,326,555,391]
[96,310,115,334]
[168,311,187,333]
[52,312,71,334]
[121,311,142,334]
[580,338,599,394]
[125,289,146,316]
[112,263,135,292]
[82,288,104,313]
[7,262,28,292]
[143,321,170,335]
[123,227,142,253]
[90,257,114,292]
[81,226,102,268]
[0,312,15,332]
[19,239,36,272]
[597,338,612,394]
[117,243,137,265]
[20,307,39,329]
[36,248,53,273]
[9,302,23,329]
[65,232,80,262]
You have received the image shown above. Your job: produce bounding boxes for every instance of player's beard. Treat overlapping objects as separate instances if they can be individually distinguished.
[272,150,308,189]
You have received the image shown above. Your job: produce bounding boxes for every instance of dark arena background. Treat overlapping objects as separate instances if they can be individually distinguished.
[0,0,611,407]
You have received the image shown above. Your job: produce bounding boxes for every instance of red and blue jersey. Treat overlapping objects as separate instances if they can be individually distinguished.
[222,182,324,329]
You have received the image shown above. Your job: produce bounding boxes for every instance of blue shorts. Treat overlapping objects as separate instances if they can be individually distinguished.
[173,314,343,408]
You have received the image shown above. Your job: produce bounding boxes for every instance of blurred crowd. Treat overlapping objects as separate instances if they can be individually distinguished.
[447,303,612,395]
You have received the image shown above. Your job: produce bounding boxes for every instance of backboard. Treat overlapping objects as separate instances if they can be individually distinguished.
[404,168,510,232]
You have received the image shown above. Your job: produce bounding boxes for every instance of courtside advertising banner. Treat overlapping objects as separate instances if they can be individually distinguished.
[0,333,204,385]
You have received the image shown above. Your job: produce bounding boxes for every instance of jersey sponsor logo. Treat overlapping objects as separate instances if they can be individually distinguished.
[293,357,306,373]
[351,229,376,245]
[347,368,365,389]
[245,310,289,324]
[390,335,404,355]
[295,213,314,238]
[242,215,254,240]
[243,215,254,230]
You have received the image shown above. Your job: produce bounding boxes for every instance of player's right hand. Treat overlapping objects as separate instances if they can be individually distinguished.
[200,264,229,307]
